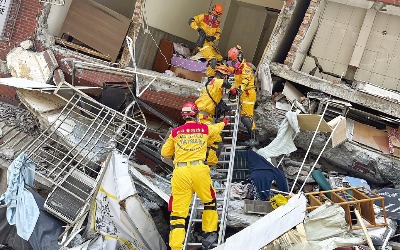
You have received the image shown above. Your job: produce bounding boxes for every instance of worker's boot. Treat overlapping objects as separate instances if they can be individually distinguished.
[243,130,259,147]
[202,231,218,250]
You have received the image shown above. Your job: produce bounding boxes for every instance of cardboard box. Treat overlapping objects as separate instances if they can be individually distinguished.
[170,65,206,83]
[297,114,347,148]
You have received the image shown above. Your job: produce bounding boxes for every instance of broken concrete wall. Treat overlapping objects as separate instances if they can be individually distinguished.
[7,46,58,84]
[281,0,400,91]
[254,100,400,186]
[259,0,300,65]
[270,63,400,119]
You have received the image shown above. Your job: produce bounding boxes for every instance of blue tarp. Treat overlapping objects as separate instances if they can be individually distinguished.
[246,150,288,200]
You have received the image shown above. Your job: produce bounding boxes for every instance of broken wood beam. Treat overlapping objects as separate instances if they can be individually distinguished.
[354,209,376,250]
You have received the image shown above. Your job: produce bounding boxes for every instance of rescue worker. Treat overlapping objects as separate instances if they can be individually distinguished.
[227,45,259,147]
[195,65,233,167]
[189,4,224,77]
[161,102,229,250]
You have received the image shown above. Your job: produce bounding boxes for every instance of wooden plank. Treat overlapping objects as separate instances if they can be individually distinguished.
[283,82,304,102]
[352,189,376,225]
[55,37,111,61]
[354,209,376,250]
[329,116,347,148]
[353,121,387,152]
[309,195,322,207]
[60,0,131,62]
[373,136,400,157]
[305,187,387,229]
[295,224,308,243]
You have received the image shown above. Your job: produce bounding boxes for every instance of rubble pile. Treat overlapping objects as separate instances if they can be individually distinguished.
[0,102,40,136]
[281,158,317,184]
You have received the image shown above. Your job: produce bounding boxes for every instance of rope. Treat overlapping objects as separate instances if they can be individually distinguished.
[289,103,329,194]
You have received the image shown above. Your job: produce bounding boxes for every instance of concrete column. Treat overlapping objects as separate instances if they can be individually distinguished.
[349,8,377,68]
[345,7,377,80]
[46,0,73,37]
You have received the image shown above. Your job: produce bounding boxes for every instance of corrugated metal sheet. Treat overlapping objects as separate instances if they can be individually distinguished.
[135,26,195,70]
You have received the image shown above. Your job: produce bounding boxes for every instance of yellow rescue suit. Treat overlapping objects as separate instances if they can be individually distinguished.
[196,78,225,166]
[190,14,223,77]
[161,121,225,250]
[234,60,256,130]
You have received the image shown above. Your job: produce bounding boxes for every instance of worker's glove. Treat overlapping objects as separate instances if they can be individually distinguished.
[229,88,237,95]
[222,117,229,126]
[197,28,206,36]
[221,56,228,65]
[206,36,216,42]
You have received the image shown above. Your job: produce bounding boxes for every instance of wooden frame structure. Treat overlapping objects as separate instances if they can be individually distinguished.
[305,186,387,230]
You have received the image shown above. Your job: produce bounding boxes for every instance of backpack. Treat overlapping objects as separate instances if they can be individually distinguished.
[205,83,231,118]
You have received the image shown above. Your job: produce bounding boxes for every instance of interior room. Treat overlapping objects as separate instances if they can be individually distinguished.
[297,0,400,91]
[46,0,282,82]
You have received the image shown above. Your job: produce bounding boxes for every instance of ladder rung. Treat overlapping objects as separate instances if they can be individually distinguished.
[216,169,229,173]
[223,136,233,140]
[224,145,247,150]
[193,218,221,223]
[226,102,238,106]
[218,160,230,164]
[212,178,227,181]
[197,197,224,202]
[186,242,217,247]
[186,243,202,246]
[196,207,223,211]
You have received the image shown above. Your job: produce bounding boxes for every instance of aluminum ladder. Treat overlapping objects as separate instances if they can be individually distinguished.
[183,94,241,249]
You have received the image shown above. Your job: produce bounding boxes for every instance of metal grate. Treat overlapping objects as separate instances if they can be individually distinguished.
[25,92,146,224]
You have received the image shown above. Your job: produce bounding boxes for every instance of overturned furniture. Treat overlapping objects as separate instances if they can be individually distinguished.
[305,186,387,230]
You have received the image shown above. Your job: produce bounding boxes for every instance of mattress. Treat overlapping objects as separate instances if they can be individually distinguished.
[171,55,207,73]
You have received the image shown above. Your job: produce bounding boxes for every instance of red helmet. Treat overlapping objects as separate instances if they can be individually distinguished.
[181,102,199,119]
[228,45,242,61]
[211,4,223,17]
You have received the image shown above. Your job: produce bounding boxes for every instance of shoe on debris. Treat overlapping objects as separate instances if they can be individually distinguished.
[202,231,218,250]
[209,166,226,179]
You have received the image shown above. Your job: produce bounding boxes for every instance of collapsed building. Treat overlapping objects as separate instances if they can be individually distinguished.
[0,0,400,249]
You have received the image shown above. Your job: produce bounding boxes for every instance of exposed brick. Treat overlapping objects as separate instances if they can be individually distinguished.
[0,0,42,60]
[0,85,17,103]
